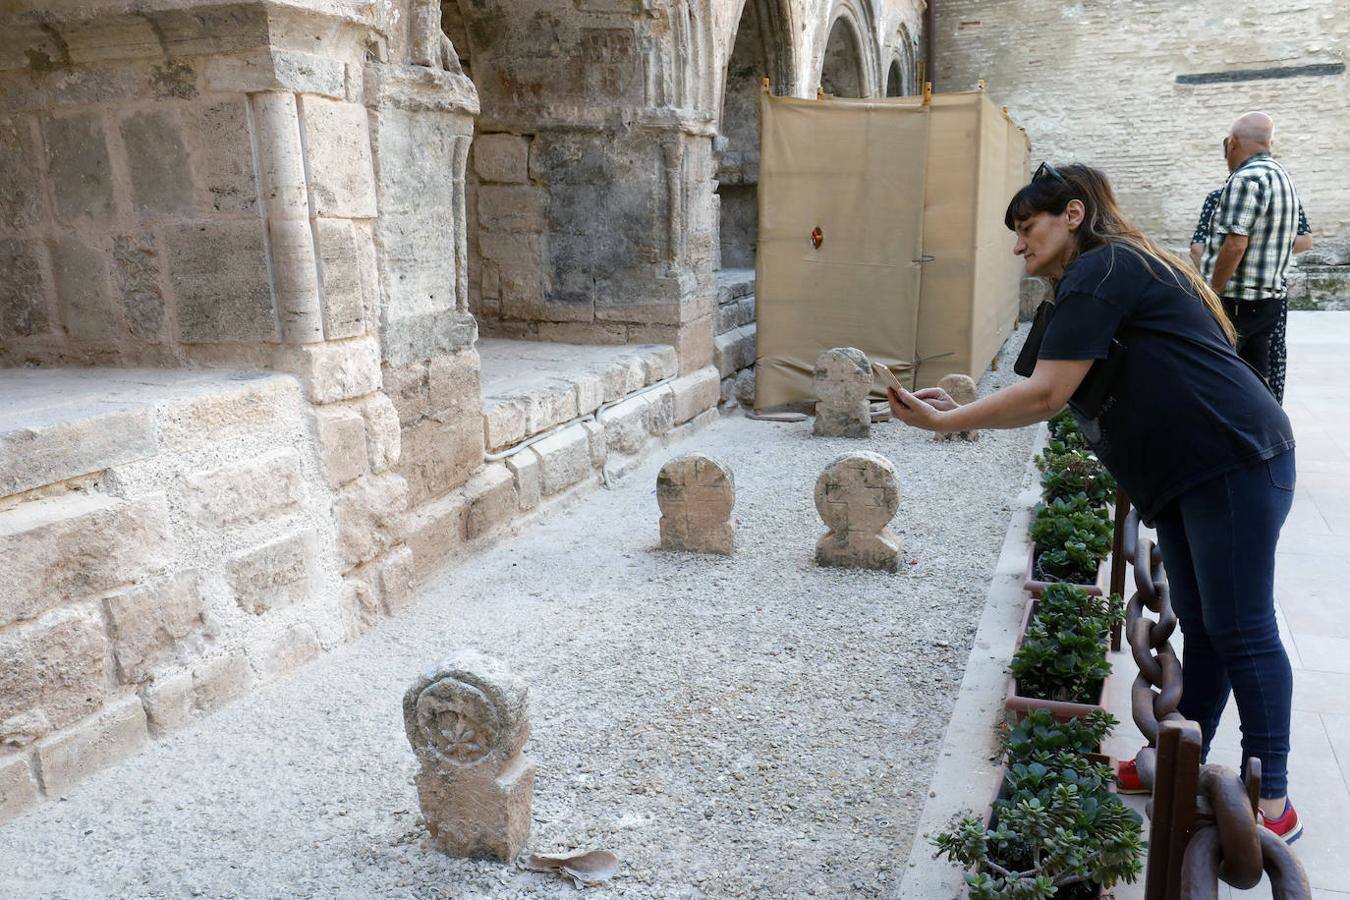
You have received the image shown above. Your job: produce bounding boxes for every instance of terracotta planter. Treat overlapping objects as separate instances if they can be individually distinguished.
[1005,599,1111,723]
[1022,543,1108,598]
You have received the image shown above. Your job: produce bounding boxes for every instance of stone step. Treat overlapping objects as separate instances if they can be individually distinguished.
[714,323,756,378]
[715,267,756,305]
[0,368,294,500]
[477,339,678,453]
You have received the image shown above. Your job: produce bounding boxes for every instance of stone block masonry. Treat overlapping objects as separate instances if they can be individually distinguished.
[0,368,412,824]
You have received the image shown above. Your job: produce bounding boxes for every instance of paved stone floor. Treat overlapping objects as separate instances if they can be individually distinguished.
[1107,311,1350,899]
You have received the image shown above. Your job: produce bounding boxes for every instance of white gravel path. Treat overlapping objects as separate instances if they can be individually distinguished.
[0,336,1035,900]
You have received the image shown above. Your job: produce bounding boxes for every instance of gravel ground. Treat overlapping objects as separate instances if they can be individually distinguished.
[0,336,1035,900]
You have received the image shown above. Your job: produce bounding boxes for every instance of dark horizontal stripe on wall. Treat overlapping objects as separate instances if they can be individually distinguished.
[1177,63,1345,85]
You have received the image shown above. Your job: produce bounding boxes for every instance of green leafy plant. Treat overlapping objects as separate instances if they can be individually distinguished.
[1003,708,1117,765]
[1009,585,1124,705]
[1046,410,1087,452]
[1029,496,1113,584]
[1035,449,1116,507]
[933,711,1143,898]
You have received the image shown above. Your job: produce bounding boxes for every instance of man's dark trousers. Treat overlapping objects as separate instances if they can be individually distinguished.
[1221,297,1283,389]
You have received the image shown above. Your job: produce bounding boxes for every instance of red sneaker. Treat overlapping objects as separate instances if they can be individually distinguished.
[1260,799,1303,844]
[1116,756,1149,794]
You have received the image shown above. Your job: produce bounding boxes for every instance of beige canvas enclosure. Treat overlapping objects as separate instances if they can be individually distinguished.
[754,90,1031,409]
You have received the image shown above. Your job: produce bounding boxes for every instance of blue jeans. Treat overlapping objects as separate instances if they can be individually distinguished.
[1153,450,1295,798]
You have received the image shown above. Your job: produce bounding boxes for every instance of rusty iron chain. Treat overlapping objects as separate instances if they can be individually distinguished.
[1119,506,1312,899]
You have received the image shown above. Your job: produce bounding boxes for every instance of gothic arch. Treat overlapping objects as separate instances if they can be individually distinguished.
[885,24,916,96]
[815,1,880,98]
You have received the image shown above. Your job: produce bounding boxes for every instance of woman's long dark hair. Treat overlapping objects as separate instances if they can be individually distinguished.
[1004,164,1236,345]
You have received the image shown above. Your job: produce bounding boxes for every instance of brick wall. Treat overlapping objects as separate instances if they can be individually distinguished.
[935,0,1349,257]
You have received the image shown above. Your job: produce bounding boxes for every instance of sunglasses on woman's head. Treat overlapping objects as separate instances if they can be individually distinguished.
[1033,161,1067,184]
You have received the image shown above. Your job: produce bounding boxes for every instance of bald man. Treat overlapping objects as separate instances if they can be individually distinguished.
[1199,112,1302,396]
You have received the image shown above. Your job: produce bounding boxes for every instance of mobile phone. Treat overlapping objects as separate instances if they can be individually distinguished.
[871,361,906,393]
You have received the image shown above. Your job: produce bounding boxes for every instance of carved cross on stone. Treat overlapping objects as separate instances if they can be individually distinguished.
[814,451,902,572]
[404,650,534,861]
[934,373,980,442]
[813,347,872,438]
[657,454,735,555]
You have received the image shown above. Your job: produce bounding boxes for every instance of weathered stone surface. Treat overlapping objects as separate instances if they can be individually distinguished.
[166,220,277,343]
[0,607,108,733]
[377,545,417,614]
[641,347,679,383]
[44,112,115,223]
[814,452,901,572]
[646,386,675,436]
[228,530,314,615]
[361,392,402,473]
[104,572,208,683]
[0,755,40,825]
[0,493,169,628]
[477,184,544,234]
[428,350,483,421]
[813,348,871,438]
[283,337,383,404]
[383,360,431,426]
[405,489,468,583]
[251,623,321,680]
[473,133,529,183]
[483,398,527,452]
[140,670,195,736]
[657,454,735,555]
[581,418,606,469]
[187,98,258,214]
[465,464,515,540]
[314,405,368,488]
[734,367,756,408]
[713,324,756,377]
[185,448,303,528]
[336,472,408,567]
[404,649,534,861]
[205,50,344,97]
[0,115,46,230]
[50,234,116,341]
[0,403,156,497]
[315,219,369,340]
[670,366,721,425]
[111,233,167,340]
[399,416,482,504]
[35,694,148,798]
[0,238,51,338]
[1,710,50,751]
[573,371,605,416]
[934,373,980,443]
[505,452,541,512]
[531,425,593,495]
[601,394,652,456]
[299,96,377,218]
[120,109,194,216]
[192,652,254,716]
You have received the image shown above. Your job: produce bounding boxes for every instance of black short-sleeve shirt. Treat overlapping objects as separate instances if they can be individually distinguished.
[1038,244,1294,523]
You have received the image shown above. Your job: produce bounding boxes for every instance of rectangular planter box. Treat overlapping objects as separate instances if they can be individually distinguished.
[1005,598,1111,723]
[1023,543,1108,598]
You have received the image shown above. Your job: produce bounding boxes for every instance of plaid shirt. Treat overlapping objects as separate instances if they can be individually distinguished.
[1192,188,1310,246]
[1200,152,1300,301]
